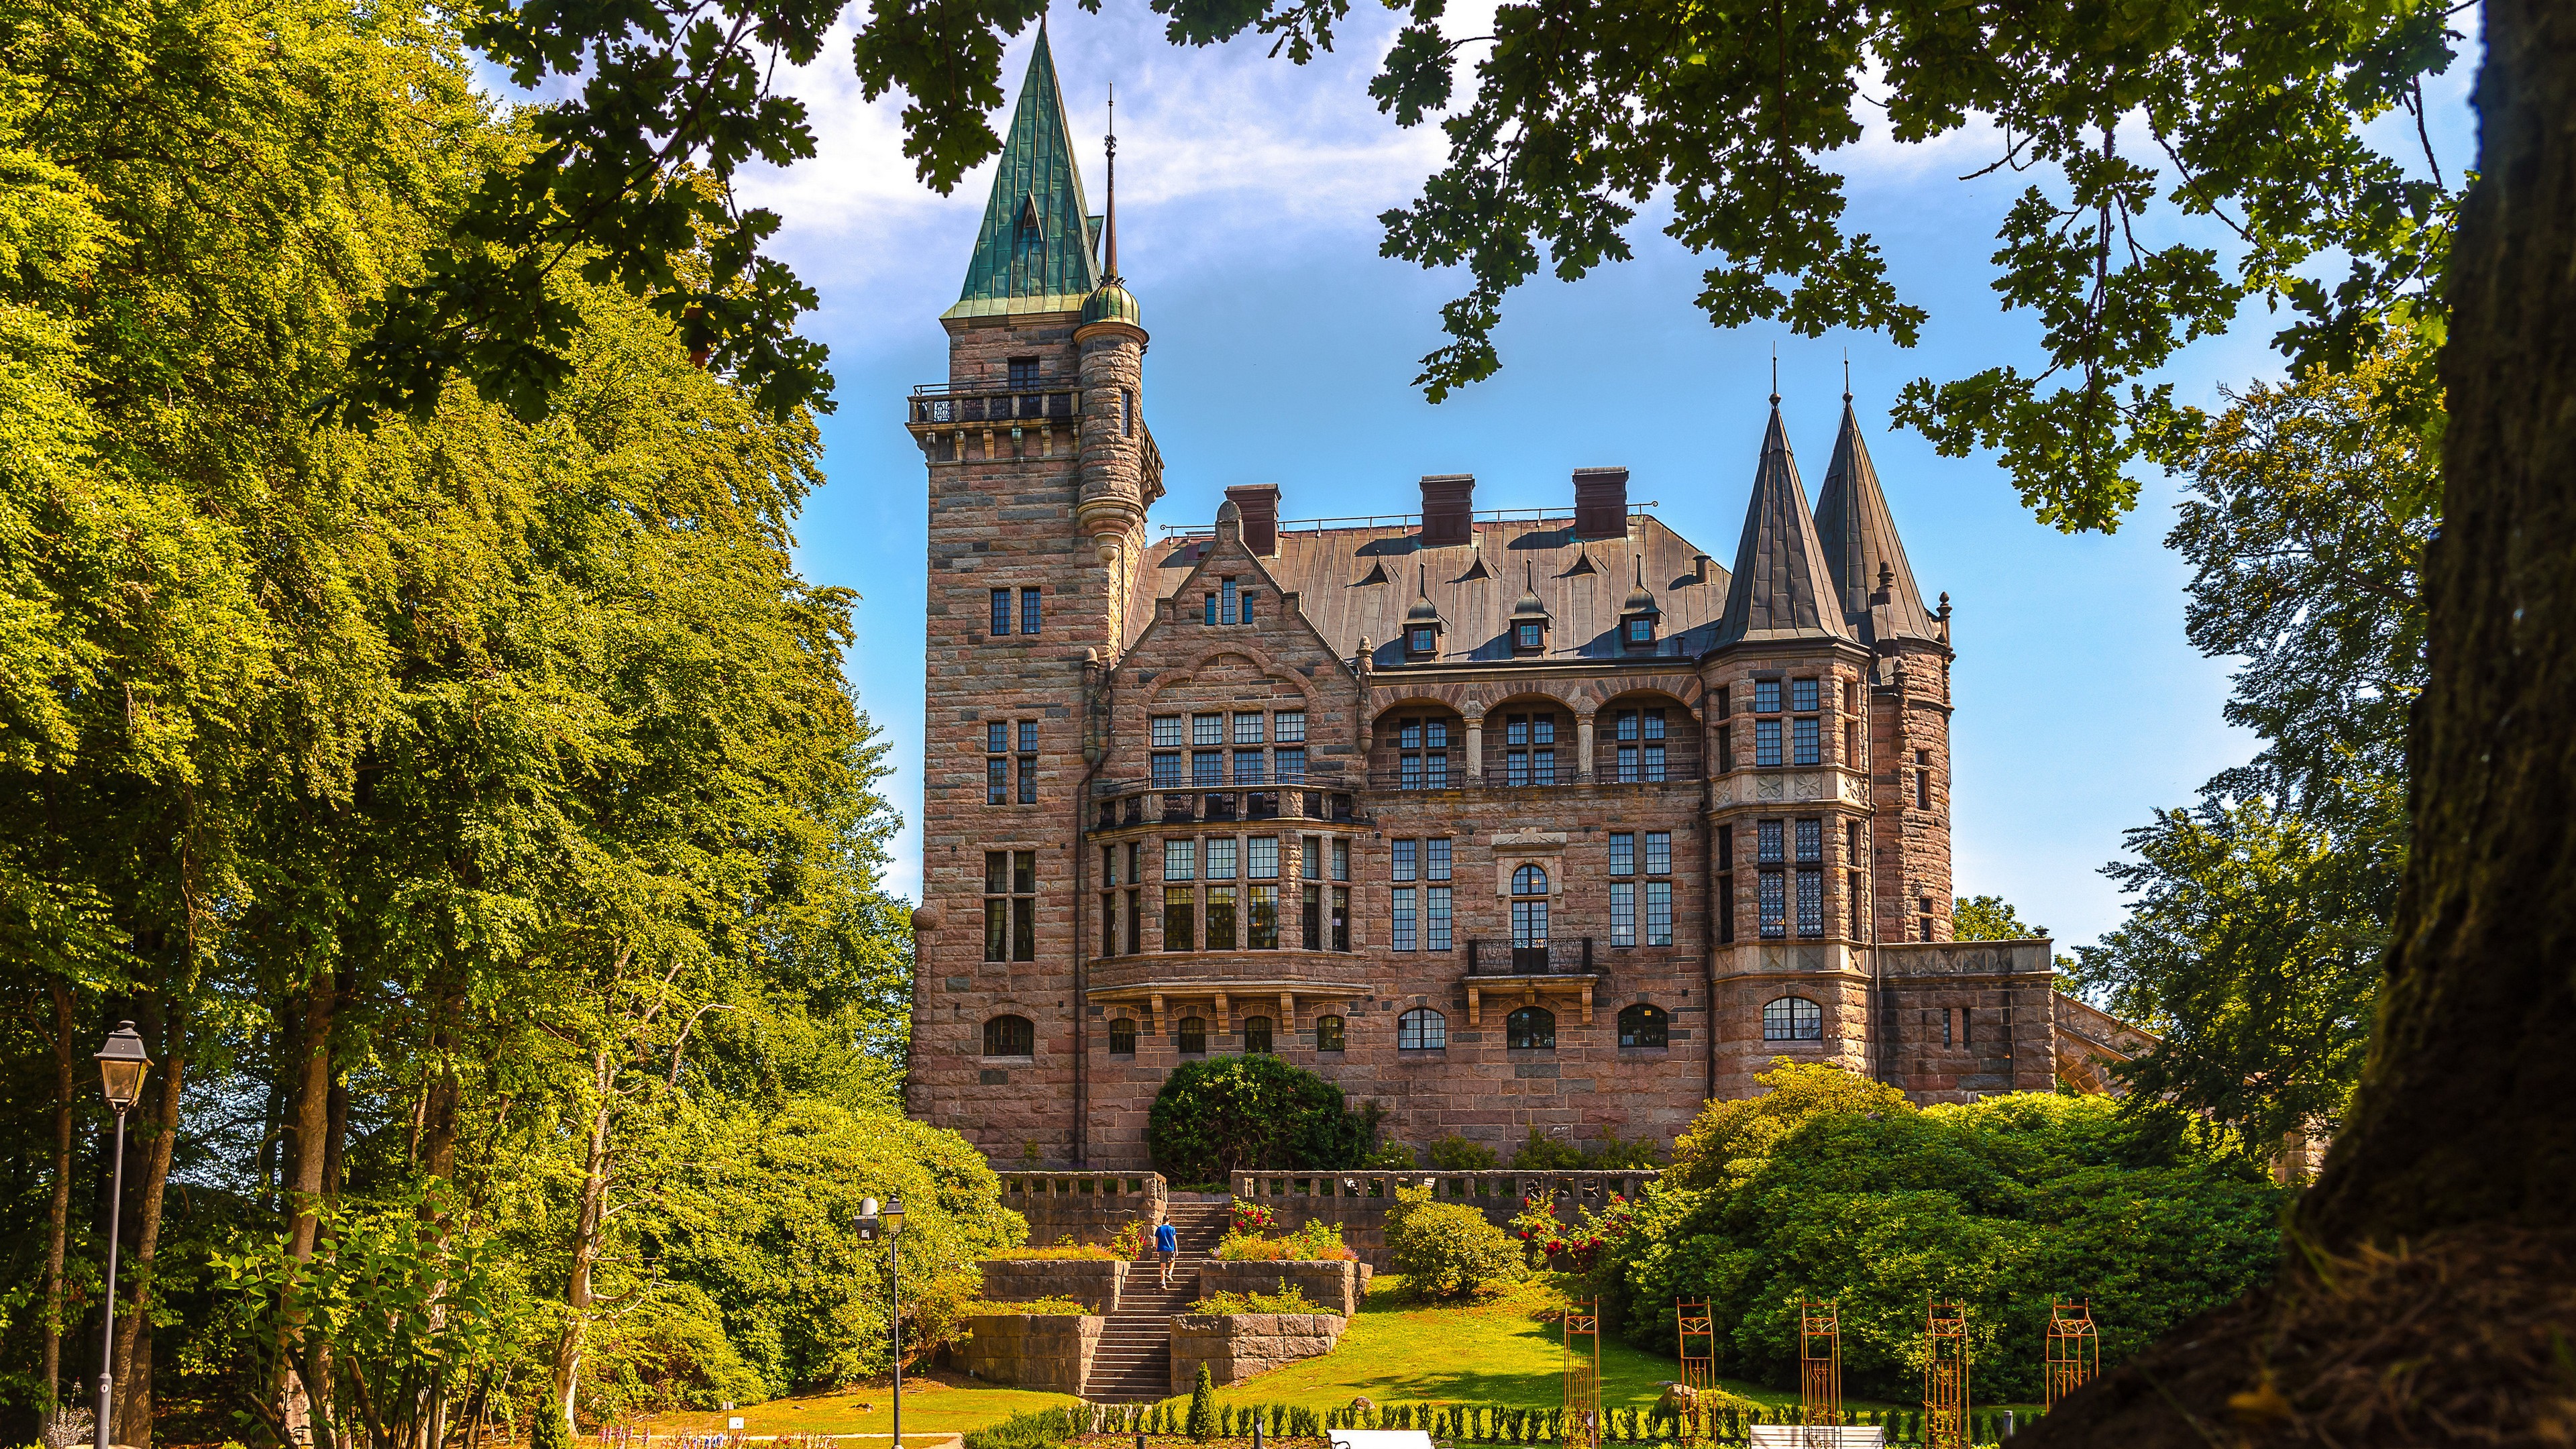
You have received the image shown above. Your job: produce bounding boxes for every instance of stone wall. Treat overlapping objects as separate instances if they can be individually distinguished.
[959,1313,1104,1395]
[1169,1313,1346,1394]
[1878,940,2059,1102]
[1197,1259,1373,1317]
[1000,1171,1166,1246]
[1229,1169,1659,1269]
[979,1258,1133,1314]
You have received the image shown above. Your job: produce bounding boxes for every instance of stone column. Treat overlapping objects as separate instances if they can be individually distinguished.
[1464,714,1485,778]
[1575,712,1596,782]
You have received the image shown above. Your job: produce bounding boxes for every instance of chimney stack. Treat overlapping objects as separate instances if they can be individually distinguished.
[1419,474,1475,547]
[1572,466,1629,539]
[1226,484,1281,555]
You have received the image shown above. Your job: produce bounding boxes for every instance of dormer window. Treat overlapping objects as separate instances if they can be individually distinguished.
[1409,626,1437,655]
[1625,618,1653,645]
[1517,623,1544,651]
[1510,564,1550,656]
[1403,566,1444,659]
[1619,557,1660,652]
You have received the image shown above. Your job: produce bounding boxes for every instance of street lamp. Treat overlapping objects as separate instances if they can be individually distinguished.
[93,1022,150,1449]
[859,1196,907,1449]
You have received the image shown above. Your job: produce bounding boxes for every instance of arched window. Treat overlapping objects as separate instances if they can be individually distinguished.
[1243,1016,1274,1054]
[1177,1016,1208,1054]
[1511,864,1550,966]
[1762,996,1823,1042]
[983,1014,1034,1057]
[1316,1015,1346,1052]
[1506,1006,1556,1051]
[1619,1004,1669,1049]
[1107,1018,1137,1056]
[1397,1008,1446,1051]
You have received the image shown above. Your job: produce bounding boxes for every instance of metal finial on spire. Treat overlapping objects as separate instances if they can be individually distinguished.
[1102,84,1119,282]
[1770,347,1780,407]
[1843,351,1851,402]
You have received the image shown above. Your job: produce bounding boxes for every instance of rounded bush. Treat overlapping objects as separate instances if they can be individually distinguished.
[1148,1055,1379,1183]
[1387,1185,1526,1298]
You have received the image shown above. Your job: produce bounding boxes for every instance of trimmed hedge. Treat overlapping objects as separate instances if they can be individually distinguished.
[1386,1185,1526,1299]
[1148,1055,1382,1183]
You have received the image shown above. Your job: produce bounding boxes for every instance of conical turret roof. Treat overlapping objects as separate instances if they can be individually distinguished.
[1716,404,1852,646]
[1812,397,1939,645]
[945,25,1102,319]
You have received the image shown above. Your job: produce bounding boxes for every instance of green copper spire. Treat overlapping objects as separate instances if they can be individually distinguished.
[945,23,1103,320]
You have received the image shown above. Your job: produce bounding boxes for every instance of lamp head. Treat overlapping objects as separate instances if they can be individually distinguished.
[883,1196,906,1236]
[96,1020,150,1110]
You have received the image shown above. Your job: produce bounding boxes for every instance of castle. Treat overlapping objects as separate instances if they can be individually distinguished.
[905,33,2143,1169]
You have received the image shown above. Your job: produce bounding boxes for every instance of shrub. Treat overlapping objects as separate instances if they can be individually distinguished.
[1216,1218,1356,1261]
[984,1245,1116,1260]
[1187,1362,1218,1440]
[1386,1185,1526,1298]
[960,1294,1091,1316]
[1195,1285,1324,1314]
[530,1411,573,1449]
[1607,1062,2287,1401]
[1508,1127,1586,1169]
[1362,1140,1419,1168]
[1428,1134,1500,1170]
[1231,1201,1279,1235]
[1148,1056,1383,1183]
[1111,1218,1146,1260]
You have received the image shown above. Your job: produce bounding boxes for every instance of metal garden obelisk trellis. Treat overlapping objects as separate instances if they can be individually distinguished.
[2045,1301,2098,1410]
[1923,1300,1970,1449]
[1799,1300,1841,1446]
[1562,1297,1601,1449]
[1676,1299,1715,1391]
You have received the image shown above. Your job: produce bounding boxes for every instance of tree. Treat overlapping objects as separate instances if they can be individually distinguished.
[1949,897,2044,942]
[2069,798,2387,1156]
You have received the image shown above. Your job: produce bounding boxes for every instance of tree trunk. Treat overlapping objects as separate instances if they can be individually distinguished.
[284,982,337,1449]
[40,982,74,1418]
[2021,3,2576,1442]
[2288,0,2576,1252]
[111,1016,184,1448]
[547,1050,616,1434]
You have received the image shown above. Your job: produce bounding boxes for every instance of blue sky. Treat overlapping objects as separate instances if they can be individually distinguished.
[716,3,2477,949]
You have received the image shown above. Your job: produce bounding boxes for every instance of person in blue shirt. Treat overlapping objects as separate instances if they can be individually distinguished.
[1155,1218,1179,1287]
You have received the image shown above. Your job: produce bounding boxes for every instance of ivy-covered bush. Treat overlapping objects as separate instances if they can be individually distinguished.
[1147,1055,1383,1183]
[1386,1185,1527,1299]
[1600,1063,2288,1401]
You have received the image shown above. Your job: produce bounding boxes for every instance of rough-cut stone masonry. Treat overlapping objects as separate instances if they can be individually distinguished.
[1197,1259,1373,1317]
[979,1259,1133,1314]
[1169,1313,1347,1393]
[959,1313,1103,1394]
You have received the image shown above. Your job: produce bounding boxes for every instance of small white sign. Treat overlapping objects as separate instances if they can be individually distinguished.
[728,1419,745,1432]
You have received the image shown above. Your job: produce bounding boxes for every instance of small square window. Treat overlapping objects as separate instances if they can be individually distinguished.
[1164,839,1197,881]
[1152,716,1185,749]
[1393,839,1417,882]
[1754,679,1782,713]
[1207,838,1238,879]
[987,721,1009,754]
[1646,831,1672,875]
[1234,712,1265,745]
[1193,714,1224,747]
[1275,711,1306,743]
[1517,623,1542,649]
[1609,833,1635,877]
[1426,838,1451,881]
[1411,627,1436,653]
[1018,720,1038,753]
[1792,678,1819,712]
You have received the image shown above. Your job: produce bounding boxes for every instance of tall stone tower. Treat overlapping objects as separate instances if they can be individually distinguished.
[1811,392,1954,947]
[907,28,1159,1167]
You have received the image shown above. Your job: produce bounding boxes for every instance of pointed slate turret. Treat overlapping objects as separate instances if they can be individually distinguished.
[946,25,1102,319]
[1811,396,1939,645]
[1716,404,1852,645]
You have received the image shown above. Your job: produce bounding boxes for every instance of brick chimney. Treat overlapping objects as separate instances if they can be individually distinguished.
[1226,484,1281,555]
[1420,474,1475,547]
[1572,466,1629,540]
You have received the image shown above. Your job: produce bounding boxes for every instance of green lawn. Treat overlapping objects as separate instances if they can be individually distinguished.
[1201,1276,1815,1416]
[633,1375,1079,1438]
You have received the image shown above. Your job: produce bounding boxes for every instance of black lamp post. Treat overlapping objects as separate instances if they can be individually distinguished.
[93,1022,150,1449]
[859,1195,907,1449]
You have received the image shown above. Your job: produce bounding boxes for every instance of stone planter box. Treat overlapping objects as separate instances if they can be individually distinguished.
[961,1313,1104,1395]
[1169,1312,1346,1394]
[979,1258,1134,1313]
[1197,1259,1373,1317]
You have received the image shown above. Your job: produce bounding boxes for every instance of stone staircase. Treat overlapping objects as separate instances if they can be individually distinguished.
[1084,1199,1231,1402]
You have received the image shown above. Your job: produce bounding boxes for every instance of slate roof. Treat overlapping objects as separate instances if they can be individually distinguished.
[945,25,1103,320]
[1151,514,1731,669]
[1812,398,1940,645]
[1715,405,1852,646]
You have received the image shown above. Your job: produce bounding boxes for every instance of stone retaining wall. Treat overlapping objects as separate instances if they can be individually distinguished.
[1228,1170,1659,1267]
[959,1313,1104,1395]
[979,1258,1133,1314]
[1197,1260,1371,1318]
[1169,1313,1346,1394]
[1000,1171,1165,1246]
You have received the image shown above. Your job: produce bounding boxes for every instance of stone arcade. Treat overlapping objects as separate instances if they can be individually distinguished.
[905,33,2144,1169]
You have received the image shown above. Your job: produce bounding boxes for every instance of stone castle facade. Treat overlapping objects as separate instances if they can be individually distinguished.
[905,34,2138,1169]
